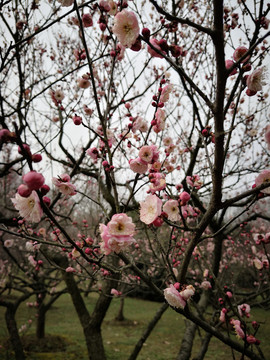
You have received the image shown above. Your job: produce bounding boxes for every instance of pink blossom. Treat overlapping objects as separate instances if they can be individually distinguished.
[99,224,135,255]
[149,172,166,193]
[253,258,263,270]
[164,284,186,309]
[163,137,172,146]
[149,145,160,162]
[77,76,90,89]
[73,115,82,125]
[163,199,180,221]
[132,116,148,133]
[82,13,93,28]
[99,0,111,12]
[160,84,173,103]
[108,1,117,15]
[129,157,148,174]
[86,147,99,161]
[140,194,162,225]
[116,42,126,61]
[52,174,76,196]
[17,184,32,198]
[23,171,45,191]
[28,255,37,267]
[4,239,14,248]
[83,105,93,116]
[233,46,250,63]
[255,169,270,194]
[99,214,136,255]
[180,285,195,300]
[111,288,122,296]
[265,125,270,149]
[11,191,43,223]
[186,174,202,189]
[231,319,245,339]
[200,281,212,290]
[246,335,258,344]
[179,191,190,206]
[138,146,153,163]
[246,67,266,92]
[66,266,77,273]
[112,10,140,48]
[107,213,135,237]
[238,303,250,318]
[219,308,227,322]
[147,38,165,58]
[53,89,65,102]
[153,108,166,133]
[225,59,237,76]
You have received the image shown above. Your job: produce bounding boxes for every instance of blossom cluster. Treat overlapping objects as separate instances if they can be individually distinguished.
[99,213,136,255]
[52,173,76,196]
[226,46,267,96]
[164,283,195,309]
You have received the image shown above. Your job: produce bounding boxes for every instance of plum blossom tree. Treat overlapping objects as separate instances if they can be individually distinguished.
[0,0,270,359]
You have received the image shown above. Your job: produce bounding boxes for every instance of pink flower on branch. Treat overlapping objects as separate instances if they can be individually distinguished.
[233,46,250,63]
[138,146,154,163]
[11,191,43,223]
[238,303,250,318]
[140,194,162,225]
[164,284,186,309]
[107,213,135,236]
[149,172,166,193]
[52,174,76,196]
[255,169,270,194]
[129,157,148,174]
[246,67,266,92]
[163,199,180,222]
[147,38,166,58]
[23,171,45,191]
[230,319,245,339]
[112,10,140,48]
[99,214,136,255]
[111,288,122,296]
[160,84,173,103]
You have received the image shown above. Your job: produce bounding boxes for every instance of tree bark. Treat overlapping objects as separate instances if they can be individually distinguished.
[176,320,197,360]
[36,305,46,339]
[58,253,119,360]
[5,305,26,360]
[115,297,125,321]
[36,291,46,339]
[175,292,209,360]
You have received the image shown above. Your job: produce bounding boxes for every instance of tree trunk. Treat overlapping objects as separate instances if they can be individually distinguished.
[36,305,46,339]
[36,292,46,339]
[62,268,107,360]
[175,292,209,360]
[5,305,26,360]
[115,297,125,321]
[176,320,197,360]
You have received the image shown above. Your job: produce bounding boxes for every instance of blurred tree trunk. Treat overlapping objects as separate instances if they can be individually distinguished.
[115,297,125,321]
[55,254,119,360]
[5,305,26,360]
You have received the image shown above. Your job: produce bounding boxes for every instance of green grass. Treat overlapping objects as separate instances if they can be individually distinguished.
[0,294,269,359]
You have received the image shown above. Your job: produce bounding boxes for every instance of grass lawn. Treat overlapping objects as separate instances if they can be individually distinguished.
[0,293,269,359]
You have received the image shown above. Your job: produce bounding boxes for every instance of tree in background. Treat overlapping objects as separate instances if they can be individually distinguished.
[0,0,270,359]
